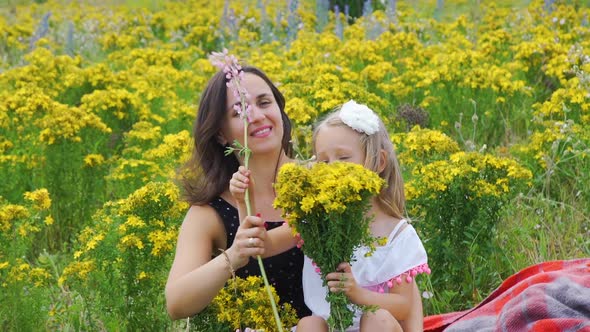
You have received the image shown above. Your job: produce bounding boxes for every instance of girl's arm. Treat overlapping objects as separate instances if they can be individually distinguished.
[326,263,422,323]
[165,205,266,320]
[229,166,251,223]
[398,282,423,332]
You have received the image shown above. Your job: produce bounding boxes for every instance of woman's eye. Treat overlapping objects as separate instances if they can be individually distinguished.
[339,156,349,160]
[230,104,242,117]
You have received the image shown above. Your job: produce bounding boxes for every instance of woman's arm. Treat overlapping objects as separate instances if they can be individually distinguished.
[230,166,297,258]
[263,225,298,258]
[165,205,265,320]
[235,203,297,258]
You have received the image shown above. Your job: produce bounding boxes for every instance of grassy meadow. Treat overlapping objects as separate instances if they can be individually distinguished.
[0,0,589,330]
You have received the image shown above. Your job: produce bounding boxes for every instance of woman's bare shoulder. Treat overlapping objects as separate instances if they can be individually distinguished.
[179,203,226,247]
[184,203,219,221]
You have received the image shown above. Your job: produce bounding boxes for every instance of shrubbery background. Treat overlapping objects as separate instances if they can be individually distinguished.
[1,0,588,330]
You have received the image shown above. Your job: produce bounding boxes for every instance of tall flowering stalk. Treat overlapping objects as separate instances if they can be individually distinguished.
[209,49,284,332]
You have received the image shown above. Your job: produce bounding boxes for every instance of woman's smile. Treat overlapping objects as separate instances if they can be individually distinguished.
[250,125,272,138]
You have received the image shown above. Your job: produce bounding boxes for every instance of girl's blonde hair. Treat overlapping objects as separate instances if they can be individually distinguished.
[312,109,406,219]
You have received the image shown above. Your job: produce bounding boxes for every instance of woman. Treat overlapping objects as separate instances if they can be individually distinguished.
[165,66,310,320]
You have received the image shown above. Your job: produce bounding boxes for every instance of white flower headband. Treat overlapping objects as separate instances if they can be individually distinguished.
[339,100,380,135]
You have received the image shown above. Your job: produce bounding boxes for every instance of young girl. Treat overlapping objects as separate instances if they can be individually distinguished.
[297,100,429,332]
[230,100,429,331]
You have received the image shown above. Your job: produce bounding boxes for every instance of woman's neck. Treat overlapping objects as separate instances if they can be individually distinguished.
[233,150,292,220]
[244,150,291,194]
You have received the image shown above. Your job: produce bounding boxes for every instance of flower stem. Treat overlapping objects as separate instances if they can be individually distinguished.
[244,117,252,217]
[258,256,284,331]
[243,117,284,332]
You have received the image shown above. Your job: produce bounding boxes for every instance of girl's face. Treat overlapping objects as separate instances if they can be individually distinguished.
[220,73,284,156]
[314,125,365,165]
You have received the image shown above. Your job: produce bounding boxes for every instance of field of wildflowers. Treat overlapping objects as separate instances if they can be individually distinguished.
[1,0,589,330]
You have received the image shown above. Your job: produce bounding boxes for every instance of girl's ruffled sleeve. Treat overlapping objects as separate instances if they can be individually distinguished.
[352,224,430,293]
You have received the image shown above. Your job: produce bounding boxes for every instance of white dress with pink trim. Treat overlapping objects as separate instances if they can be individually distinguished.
[301,219,430,331]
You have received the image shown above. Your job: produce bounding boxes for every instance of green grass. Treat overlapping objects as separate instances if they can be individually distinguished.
[499,193,590,269]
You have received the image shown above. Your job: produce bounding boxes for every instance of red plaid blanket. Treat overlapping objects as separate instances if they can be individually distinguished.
[424,258,590,332]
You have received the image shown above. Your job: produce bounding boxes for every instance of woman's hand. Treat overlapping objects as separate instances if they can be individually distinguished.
[326,262,360,301]
[229,166,251,205]
[226,214,266,269]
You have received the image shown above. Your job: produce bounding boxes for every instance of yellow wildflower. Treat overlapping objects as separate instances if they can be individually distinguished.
[83,154,105,167]
[44,215,54,225]
[23,188,51,210]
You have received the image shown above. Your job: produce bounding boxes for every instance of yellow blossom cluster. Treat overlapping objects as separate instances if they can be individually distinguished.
[3,259,52,288]
[107,129,191,193]
[0,189,52,237]
[0,194,54,289]
[83,154,106,168]
[406,151,533,201]
[58,260,95,286]
[23,189,51,210]
[0,204,30,233]
[393,126,461,165]
[37,102,112,145]
[62,182,186,289]
[201,276,298,331]
[79,88,144,120]
[274,162,383,219]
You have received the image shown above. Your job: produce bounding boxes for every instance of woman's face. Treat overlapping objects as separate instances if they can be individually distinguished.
[219,73,284,157]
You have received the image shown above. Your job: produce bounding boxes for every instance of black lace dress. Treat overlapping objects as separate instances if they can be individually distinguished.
[209,197,311,319]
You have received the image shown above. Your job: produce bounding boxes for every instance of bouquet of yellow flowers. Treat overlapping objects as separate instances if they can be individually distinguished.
[191,276,298,332]
[274,162,384,331]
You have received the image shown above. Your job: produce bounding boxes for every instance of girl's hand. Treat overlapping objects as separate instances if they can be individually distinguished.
[229,166,251,205]
[226,214,266,269]
[326,262,359,299]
